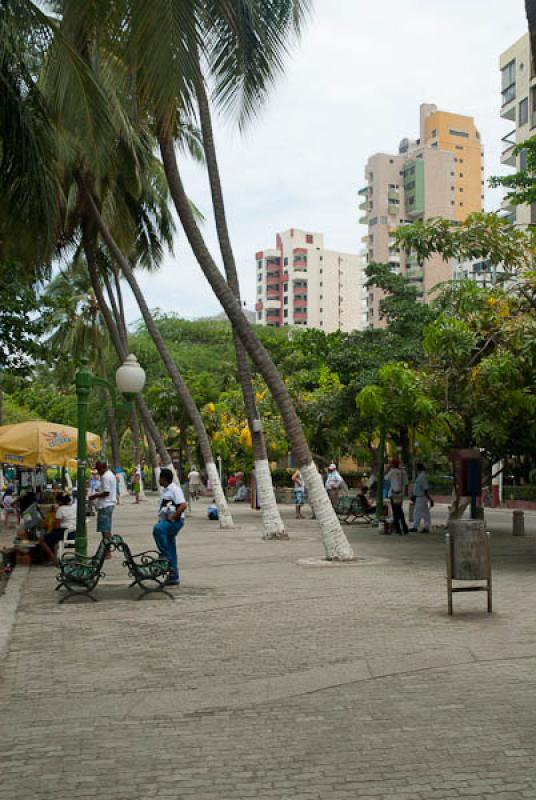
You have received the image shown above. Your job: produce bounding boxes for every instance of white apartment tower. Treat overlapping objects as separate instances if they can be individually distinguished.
[255,229,363,332]
[500,33,536,225]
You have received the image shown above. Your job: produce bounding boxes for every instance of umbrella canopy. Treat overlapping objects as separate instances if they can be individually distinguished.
[0,421,101,468]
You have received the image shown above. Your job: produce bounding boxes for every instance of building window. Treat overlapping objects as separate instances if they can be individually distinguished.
[257,312,262,320]
[369,216,378,226]
[283,257,288,266]
[283,296,288,305]
[284,309,288,318]
[459,172,464,177]
[455,145,464,151]
[519,97,529,126]
[380,216,388,224]
[306,234,313,244]
[431,141,438,149]
[431,129,437,138]
[501,59,516,106]
[449,129,469,138]
[531,85,536,128]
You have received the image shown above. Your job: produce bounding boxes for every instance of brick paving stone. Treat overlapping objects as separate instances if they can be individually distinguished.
[1,500,536,798]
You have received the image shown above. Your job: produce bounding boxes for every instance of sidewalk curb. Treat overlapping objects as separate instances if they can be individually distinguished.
[0,565,29,663]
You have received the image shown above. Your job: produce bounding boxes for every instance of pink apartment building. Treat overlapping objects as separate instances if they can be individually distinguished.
[255,229,363,332]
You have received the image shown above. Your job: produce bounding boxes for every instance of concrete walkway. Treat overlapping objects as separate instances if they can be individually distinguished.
[1,500,536,799]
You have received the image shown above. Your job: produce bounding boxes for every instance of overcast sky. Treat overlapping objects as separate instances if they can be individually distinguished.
[125,0,529,323]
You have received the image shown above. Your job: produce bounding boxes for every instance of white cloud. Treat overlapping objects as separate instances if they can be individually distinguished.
[124,0,529,324]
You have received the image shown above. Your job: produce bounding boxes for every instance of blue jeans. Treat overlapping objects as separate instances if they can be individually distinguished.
[152,518,184,581]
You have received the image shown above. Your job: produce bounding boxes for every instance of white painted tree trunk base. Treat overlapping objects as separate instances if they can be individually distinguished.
[301,462,354,561]
[254,459,287,540]
[207,462,234,529]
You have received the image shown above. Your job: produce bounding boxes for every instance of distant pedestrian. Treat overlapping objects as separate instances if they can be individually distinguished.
[152,468,187,586]
[409,463,434,533]
[132,469,141,504]
[188,466,202,501]
[291,468,305,519]
[385,458,408,535]
[89,461,117,555]
[325,463,344,507]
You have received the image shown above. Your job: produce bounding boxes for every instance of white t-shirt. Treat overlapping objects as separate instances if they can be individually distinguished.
[159,483,186,519]
[188,470,201,486]
[325,470,343,489]
[94,470,117,509]
[56,503,77,531]
[385,467,407,495]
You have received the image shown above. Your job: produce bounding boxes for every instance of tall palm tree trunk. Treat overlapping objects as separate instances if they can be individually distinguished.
[98,350,121,470]
[195,75,285,540]
[130,406,145,499]
[158,134,353,560]
[84,203,234,529]
[83,227,172,471]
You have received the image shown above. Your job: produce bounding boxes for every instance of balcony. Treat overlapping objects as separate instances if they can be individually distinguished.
[359,214,369,225]
[388,203,399,216]
[264,299,281,310]
[358,185,369,196]
[387,190,399,201]
[359,199,368,211]
[501,129,517,167]
[406,267,424,282]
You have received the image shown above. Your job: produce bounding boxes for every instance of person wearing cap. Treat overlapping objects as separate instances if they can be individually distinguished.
[89,461,117,550]
[325,463,344,507]
[385,457,409,535]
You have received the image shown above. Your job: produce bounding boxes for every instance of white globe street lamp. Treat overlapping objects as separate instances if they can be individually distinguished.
[115,354,146,396]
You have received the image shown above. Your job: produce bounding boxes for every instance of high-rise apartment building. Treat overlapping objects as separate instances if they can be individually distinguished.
[255,229,363,332]
[360,103,484,327]
[499,33,535,225]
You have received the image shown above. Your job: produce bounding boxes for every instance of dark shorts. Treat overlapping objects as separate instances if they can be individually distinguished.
[97,506,114,535]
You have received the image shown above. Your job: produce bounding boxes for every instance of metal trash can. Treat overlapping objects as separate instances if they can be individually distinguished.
[512,509,525,537]
[446,519,492,615]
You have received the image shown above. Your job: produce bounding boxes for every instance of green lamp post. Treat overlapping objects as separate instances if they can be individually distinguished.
[74,354,146,556]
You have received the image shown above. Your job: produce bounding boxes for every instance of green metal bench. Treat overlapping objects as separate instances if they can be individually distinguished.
[56,534,173,602]
[335,495,374,525]
[55,535,121,603]
[115,537,174,600]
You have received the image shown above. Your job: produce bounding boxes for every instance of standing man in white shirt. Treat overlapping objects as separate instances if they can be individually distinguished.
[188,466,202,501]
[409,463,434,533]
[89,461,117,550]
[153,468,187,586]
[325,463,344,507]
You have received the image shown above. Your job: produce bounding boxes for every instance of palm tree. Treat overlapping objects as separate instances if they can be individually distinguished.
[83,202,234,528]
[49,0,353,559]
[42,259,124,468]
[193,67,285,540]
[147,2,353,559]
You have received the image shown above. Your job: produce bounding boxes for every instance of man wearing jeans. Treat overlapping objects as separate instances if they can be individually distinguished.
[90,461,117,556]
[152,468,187,586]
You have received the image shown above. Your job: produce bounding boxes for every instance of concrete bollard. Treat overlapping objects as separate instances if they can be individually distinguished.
[512,509,525,537]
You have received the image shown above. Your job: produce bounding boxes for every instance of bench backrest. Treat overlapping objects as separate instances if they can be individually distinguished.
[335,495,353,514]
[350,496,370,514]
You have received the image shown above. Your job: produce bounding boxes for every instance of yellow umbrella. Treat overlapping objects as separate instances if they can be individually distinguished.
[0,421,101,468]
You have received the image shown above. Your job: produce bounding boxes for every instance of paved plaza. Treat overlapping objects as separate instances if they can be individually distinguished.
[1,499,536,799]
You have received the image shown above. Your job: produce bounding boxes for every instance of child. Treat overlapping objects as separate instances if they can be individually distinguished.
[207,501,219,520]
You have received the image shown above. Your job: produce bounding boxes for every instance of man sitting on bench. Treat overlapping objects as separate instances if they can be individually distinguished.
[358,487,376,516]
